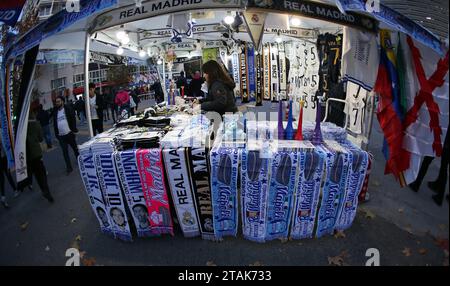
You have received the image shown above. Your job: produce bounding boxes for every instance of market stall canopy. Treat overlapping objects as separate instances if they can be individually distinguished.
[4,0,446,60]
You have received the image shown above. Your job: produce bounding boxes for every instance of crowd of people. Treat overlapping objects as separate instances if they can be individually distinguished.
[0,82,153,209]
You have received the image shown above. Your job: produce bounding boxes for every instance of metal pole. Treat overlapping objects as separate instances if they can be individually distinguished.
[84,32,93,138]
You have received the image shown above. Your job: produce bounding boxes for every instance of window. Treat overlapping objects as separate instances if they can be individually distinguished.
[38,5,52,17]
[89,69,107,84]
[51,77,66,90]
[73,74,84,88]
[51,77,67,97]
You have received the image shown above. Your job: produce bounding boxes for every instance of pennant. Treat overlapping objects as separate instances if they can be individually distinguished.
[243,11,267,52]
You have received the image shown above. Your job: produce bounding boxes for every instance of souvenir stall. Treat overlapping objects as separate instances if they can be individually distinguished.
[1,0,448,242]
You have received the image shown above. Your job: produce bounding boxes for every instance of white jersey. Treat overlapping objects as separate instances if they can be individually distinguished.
[341,26,379,91]
[345,81,367,135]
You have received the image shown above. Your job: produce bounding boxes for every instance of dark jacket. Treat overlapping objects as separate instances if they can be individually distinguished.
[53,104,78,137]
[36,109,51,126]
[26,120,43,162]
[201,80,237,115]
[189,78,204,98]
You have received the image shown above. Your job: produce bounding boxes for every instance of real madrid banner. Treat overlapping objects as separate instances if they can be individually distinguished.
[14,46,39,184]
[163,148,201,238]
[91,0,242,32]
[247,0,378,33]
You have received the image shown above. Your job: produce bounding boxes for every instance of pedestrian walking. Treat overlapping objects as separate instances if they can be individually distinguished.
[36,104,53,149]
[26,109,54,203]
[0,143,18,208]
[88,83,104,136]
[53,95,79,175]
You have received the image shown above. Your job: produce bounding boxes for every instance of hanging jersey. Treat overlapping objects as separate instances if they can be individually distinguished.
[345,81,367,135]
[341,27,379,91]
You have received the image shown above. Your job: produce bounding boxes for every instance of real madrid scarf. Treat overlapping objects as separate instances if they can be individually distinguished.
[265,148,298,241]
[95,152,133,242]
[279,43,288,101]
[291,142,325,239]
[78,154,115,238]
[270,43,280,101]
[315,141,352,238]
[210,146,240,238]
[186,147,216,240]
[255,52,263,106]
[232,52,241,98]
[247,44,256,102]
[335,142,369,231]
[263,44,271,101]
[240,44,249,103]
[163,148,201,238]
[136,149,174,236]
[114,150,155,238]
[241,150,270,243]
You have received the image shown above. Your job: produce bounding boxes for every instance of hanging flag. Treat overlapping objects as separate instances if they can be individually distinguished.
[374,30,410,185]
[0,0,26,26]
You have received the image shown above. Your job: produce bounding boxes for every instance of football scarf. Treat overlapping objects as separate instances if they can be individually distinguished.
[279,44,288,100]
[263,44,271,101]
[291,143,324,239]
[265,149,298,241]
[247,45,256,102]
[240,44,249,103]
[315,141,352,238]
[210,146,240,238]
[241,150,270,243]
[186,147,216,240]
[78,154,115,238]
[95,152,133,242]
[163,148,201,238]
[114,150,154,238]
[232,52,241,98]
[335,142,369,231]
[136,149,174,236]
[270,43,280,101]
[255,52,263,106]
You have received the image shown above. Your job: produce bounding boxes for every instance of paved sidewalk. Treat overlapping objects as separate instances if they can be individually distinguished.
[0,99,448,266]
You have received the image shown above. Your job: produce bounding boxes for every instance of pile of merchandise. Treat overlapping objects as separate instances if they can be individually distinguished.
[77,105,370,242]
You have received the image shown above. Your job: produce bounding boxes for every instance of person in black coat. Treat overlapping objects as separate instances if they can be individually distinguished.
[196,60,237,116]
[52,95,79,175]
[88,83,104,136]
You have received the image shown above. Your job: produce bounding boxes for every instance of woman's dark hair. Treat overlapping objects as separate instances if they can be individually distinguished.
[202,60,235,89]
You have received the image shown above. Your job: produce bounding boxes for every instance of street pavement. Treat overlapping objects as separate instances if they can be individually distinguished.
[0,98,448,266]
